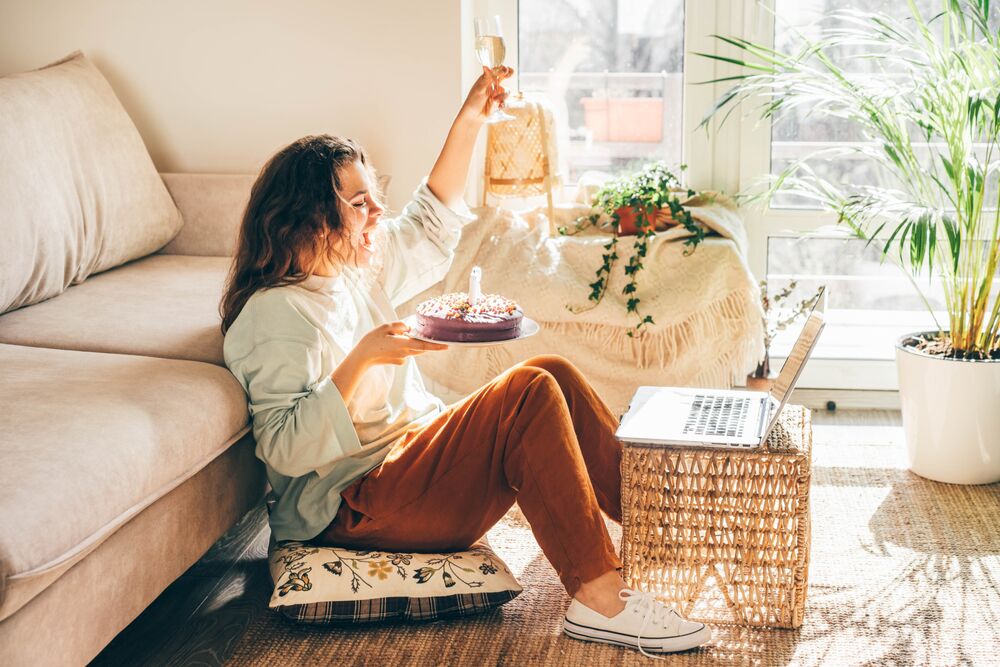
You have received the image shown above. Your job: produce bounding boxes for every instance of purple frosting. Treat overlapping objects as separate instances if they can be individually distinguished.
[415,292,523,342]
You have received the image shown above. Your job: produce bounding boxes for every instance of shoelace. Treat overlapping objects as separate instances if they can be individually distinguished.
[619,589,679,660]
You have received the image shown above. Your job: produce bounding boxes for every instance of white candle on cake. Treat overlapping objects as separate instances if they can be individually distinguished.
[468,266,482,306]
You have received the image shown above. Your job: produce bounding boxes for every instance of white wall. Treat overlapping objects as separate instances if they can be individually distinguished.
[0,0,465,208]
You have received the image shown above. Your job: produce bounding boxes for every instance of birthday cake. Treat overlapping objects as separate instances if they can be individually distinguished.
[414,292,523,343]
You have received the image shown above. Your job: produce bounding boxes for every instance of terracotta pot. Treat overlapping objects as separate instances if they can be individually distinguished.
[745,373,778,392]
[614,206,677,236]
[581,97,664,143]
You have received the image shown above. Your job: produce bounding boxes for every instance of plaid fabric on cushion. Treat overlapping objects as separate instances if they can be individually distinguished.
[268,539,522,625]
[279,590,521,625]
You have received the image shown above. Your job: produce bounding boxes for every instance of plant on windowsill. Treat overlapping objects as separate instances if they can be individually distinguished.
[700,1,1000,484]
[558,161,706,337]
[748,280,825,391]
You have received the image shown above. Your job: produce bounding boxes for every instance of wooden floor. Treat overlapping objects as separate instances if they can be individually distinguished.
[88,408,899,667]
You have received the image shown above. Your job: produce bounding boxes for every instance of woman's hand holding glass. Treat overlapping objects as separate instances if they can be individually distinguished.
[473,15,515,123]
[458,66,513,125]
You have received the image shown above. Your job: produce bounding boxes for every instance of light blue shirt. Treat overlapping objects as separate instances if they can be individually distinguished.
[223,182,473,542]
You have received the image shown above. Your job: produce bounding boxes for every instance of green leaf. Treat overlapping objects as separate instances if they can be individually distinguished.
[690,75,752,86]
[692,51,774,72]
[863,222,887,249]
[941,215,962,272]
[882,220,912,261]
[909,215,929,270]
[697,85,740,131]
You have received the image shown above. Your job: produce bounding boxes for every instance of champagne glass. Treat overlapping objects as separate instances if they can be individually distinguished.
[474,16,515,123]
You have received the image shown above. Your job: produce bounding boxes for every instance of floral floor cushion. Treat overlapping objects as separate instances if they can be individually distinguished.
[268,539,523,624]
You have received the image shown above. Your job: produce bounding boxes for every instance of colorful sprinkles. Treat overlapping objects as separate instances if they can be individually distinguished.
[416,292,521,321]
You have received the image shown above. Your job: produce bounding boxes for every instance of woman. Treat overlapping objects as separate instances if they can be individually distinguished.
[220,67,710,655]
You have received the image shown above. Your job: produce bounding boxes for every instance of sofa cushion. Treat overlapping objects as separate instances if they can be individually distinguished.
[159,173,255,257]
[0,51,183,314]
[0,343,251,622]
[0,254,230,366]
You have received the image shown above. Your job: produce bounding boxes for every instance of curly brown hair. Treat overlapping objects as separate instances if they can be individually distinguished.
[219,134,379,334]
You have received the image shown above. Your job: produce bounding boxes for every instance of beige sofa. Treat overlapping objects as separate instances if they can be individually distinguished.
[0,51,266,666]
[0,175,267,666]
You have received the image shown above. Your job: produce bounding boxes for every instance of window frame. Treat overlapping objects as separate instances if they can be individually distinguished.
[731,0,922,390]
[485,0,913,393]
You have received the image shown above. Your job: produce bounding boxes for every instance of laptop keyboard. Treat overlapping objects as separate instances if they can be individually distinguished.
[683,394,750,438]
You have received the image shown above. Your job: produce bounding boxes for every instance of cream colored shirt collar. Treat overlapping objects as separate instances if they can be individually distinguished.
[299,272,348,294]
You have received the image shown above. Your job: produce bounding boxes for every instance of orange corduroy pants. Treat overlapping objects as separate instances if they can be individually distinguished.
[317,355,623,596]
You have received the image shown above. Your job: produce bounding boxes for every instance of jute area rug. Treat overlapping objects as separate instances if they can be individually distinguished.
[226,414,1000,666]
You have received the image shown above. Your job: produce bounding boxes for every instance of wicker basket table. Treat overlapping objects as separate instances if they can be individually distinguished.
[620,404,812,628]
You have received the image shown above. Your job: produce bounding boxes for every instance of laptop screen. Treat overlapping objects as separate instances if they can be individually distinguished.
[760,307,825,444]
[769,312,825,406]
[768,285,826,405]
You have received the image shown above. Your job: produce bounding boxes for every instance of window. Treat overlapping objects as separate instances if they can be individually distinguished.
[518,0,686,181]
[747,1,999,388]
[506,0,996,394]
[767,236,947,361]
[770,0,1000,210]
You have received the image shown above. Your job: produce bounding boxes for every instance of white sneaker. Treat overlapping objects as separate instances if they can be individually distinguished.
[563,589,711,657]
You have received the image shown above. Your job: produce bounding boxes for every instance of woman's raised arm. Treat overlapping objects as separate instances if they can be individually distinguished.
[425,66,512,210]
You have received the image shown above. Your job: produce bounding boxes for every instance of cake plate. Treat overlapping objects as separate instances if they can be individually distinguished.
[401,315,540,348]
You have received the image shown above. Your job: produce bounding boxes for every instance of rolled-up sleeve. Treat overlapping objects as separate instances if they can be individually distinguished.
[240,337,362,478]
[378,180,476,306]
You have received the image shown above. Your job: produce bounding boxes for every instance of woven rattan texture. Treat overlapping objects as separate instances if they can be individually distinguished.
[620,405,812,629]
[484,102,554,197]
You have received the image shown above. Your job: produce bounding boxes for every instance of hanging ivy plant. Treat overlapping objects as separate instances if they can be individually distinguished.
[560,161,706,336]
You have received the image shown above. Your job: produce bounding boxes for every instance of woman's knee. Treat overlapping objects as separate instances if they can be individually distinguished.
[523,354,587,390]
[501,368,581,454]
[498,366,572,419]
[522,354,582,388]
[504,364,560,396]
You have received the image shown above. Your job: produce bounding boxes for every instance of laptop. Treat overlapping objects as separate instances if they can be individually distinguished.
[616,295,825,450]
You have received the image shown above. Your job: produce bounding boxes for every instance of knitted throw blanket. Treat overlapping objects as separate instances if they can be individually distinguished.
[399,197,764,416]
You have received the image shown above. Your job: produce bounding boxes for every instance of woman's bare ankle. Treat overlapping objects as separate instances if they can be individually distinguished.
[573,570,628,618]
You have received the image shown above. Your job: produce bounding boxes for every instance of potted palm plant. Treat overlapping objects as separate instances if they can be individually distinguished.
[701,1,1000,484]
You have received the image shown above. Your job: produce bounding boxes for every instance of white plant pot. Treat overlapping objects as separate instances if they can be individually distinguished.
[896,332,1000,485]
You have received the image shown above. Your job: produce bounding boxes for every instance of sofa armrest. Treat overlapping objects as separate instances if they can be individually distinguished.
[158,173,255,257]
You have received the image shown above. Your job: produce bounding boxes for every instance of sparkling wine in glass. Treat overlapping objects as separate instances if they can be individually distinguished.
[474,16,515,123]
